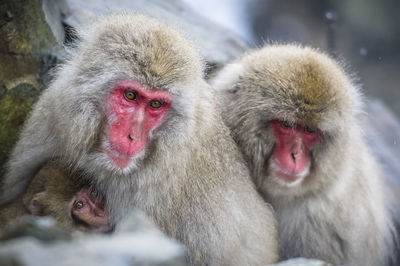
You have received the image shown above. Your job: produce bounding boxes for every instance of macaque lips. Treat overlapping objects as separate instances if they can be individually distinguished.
[106,80,172,169]
[270,120,320,183]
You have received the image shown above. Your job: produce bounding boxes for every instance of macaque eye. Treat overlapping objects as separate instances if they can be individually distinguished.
[279,121,292,129]
[304,126,317,134]
[74,200,84,209]
[124,89,137,101]
[149,100,162,109]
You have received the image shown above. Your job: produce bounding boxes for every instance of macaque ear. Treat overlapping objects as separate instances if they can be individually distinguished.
[28,192,46,216]
[212,63,244,95]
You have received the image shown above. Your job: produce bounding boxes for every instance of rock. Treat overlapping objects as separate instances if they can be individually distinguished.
[0,216,72,242]
[62,0,248,75]
[271,258,332,266]
[0,211,186,266]
[0,0,65,178]
[0,83,41,177]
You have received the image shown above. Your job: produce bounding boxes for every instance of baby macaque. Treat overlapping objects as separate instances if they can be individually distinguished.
[0,162,112,233]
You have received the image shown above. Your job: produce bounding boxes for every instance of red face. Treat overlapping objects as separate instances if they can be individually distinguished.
[270,120,320,183]
[105,81,171,169]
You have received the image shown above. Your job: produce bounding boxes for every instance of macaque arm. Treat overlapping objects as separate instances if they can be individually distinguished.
[0,107,56,205]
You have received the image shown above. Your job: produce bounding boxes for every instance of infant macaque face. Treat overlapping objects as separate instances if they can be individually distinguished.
[70,189,113,233]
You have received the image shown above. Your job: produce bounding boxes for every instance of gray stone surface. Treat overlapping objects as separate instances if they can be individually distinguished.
[62,0,247,73]
[0,211,186,266]
[0,0,64,178]
[0,216,72,242]
[271,258,332,266]
[42,0,67,45]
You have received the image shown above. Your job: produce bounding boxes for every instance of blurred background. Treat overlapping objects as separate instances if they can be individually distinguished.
[184,0,400,118]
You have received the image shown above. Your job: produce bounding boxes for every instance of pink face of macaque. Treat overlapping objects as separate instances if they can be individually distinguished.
[71,189,112,232]
[105,81,172,169]
[270,120,321,183]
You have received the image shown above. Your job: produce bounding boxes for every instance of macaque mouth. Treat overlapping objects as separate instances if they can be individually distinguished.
[106,146,133,169]
[107,146,132,157]
[71,212,114,233]
[270,159,310,183]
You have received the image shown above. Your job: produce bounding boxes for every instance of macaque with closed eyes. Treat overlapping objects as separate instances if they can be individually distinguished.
[0,14,278,265]
[212,44,397,266]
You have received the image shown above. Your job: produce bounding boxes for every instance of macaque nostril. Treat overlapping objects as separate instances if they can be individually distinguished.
[128,134,134,141]
[291,153,296,161]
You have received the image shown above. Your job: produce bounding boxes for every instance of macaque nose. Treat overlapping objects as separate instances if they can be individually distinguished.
[290,137,304,162]
[127,110,145,142]
[128,123,142,142]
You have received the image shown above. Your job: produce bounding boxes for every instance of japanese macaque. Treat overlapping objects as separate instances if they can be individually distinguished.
[0,14,278,265]
[0,162,111,232]
[211,44,397,265]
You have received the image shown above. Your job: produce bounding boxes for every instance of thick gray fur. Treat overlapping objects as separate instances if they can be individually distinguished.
[212,44,397,266]
[1,14,278,265]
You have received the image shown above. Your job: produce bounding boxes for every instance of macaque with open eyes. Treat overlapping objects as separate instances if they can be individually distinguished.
[0,14,278,265]
[212,44,397,266]
[0,162,111,232]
